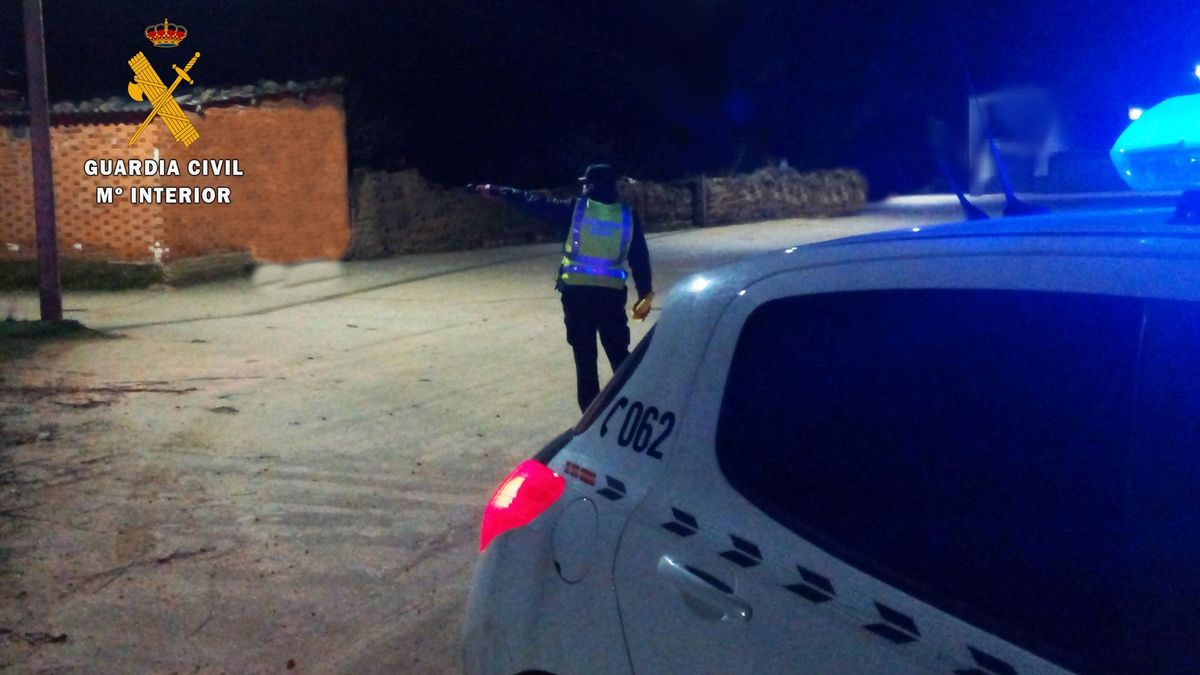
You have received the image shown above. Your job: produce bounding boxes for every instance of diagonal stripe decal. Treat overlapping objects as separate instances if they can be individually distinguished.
[784,564,836,603]
[661,507,699,537]
[596,475,627,501]
[720,533,764,567]
[954,646,1018,675]
[662,506,1035,671]
[864,602,920,645]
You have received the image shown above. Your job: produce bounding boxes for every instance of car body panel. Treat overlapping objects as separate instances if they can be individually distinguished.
[467,207,1200,674]
[464,313,704,674]
[464,483,633,675]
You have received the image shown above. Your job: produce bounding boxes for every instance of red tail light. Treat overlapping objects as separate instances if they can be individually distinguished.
[480,460,565,552]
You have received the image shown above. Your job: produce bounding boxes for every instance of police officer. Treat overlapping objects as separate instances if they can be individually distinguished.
[474,164,654,412]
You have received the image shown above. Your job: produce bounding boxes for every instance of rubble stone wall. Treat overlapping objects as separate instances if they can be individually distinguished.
[703,167,868,225]
[616,181,695,230]
[347,170,558,259]
[349,166,867,258]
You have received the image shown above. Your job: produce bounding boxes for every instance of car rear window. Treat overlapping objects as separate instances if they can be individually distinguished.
[1121,299,1200,673]
[717,289,1164,672]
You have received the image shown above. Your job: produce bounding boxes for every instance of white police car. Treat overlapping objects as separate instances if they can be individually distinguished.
[465,99,1200,674]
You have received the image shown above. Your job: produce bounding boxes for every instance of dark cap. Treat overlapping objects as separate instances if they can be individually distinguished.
[578,163,618,185]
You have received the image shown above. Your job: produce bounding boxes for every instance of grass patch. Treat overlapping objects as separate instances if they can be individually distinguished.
[0,260,163,291]
[0,319,109,363]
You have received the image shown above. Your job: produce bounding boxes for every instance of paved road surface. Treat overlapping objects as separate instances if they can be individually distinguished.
[0,196,1147,673]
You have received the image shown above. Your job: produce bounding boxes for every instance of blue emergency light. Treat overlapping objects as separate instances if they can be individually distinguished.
[1111,94,1200,191]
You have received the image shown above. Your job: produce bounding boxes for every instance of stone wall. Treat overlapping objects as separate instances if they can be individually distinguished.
[348,166,867,259]
[617,180,695,231]
[347,170,558,259]
[704,167,868,225]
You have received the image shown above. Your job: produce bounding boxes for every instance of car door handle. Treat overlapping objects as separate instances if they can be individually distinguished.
[656,555,752,622]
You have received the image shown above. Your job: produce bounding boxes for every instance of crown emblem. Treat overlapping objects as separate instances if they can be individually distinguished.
[145,18,187,48]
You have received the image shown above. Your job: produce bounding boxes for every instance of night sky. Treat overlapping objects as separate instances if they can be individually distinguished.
[2,1,1198,196]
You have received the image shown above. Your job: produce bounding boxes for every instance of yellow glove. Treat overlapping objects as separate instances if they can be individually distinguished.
[632,292,654,321]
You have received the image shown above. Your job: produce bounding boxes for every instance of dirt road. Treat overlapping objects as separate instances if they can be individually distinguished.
[0,202,995,673]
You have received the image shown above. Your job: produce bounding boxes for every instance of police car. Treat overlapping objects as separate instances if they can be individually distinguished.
[464,98,1200,674]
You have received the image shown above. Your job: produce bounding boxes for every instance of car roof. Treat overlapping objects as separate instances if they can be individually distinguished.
[690,206,1200,293]
[641,205,1200,435]
[817,206,1199,247]
[656,206,1200,346]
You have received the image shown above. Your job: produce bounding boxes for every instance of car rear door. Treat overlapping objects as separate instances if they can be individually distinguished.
[613,272,1146,673]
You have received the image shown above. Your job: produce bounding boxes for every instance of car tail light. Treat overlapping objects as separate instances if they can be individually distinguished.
[479,460,565,552]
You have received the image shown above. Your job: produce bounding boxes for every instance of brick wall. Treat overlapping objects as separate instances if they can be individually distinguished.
[1,121,168,261]
[0,93,349,264]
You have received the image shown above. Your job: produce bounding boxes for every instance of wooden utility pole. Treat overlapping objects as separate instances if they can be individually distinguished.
[23,0,62,321]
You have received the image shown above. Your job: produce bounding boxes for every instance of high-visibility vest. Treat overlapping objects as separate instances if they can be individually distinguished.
[559,198,633,290]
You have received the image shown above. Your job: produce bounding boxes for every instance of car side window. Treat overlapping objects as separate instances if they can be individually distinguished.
[716,289,1144,673]
[1122,299,1200,673]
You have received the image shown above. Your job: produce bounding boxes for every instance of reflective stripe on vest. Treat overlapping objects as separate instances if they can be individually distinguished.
[559,198,632,289]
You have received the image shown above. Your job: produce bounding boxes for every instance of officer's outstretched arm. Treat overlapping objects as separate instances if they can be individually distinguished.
[467,183,520,197]
[469,184,575,228]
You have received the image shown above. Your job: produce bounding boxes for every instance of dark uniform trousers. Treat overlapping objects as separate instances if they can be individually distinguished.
[561,285,631,411]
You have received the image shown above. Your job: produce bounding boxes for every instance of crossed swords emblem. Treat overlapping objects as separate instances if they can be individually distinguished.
[126,51,201,146]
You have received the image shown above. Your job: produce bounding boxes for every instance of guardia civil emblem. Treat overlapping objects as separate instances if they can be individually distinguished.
[126,19,201,147]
